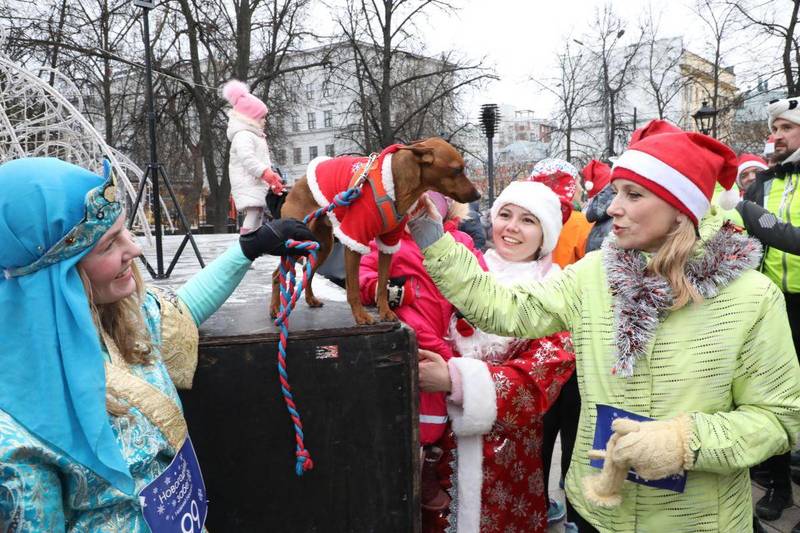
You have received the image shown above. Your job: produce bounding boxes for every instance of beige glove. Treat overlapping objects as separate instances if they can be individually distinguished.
[610,415,695,481]
[582,432,629,507]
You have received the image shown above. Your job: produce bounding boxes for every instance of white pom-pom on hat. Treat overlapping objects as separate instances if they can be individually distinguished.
[585,180,594,192]
[222,79,250,105]
[717,187,739,210]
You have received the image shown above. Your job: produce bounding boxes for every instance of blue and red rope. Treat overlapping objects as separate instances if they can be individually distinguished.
[273,155,376,475]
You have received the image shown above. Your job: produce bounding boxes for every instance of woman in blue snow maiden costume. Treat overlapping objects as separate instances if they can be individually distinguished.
[0,157,313,532]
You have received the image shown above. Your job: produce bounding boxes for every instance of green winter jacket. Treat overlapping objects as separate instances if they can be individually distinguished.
[422,215,800,533]
[744,162,800,293]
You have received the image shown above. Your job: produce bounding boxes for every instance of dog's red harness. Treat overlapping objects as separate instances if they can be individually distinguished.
[307,145,408,255]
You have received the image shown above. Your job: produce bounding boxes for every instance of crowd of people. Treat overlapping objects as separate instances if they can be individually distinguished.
[0,82,799,533]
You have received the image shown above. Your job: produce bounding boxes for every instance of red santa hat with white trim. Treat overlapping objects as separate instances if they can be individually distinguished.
[611,132,739,225]
[582,160,611,199]
[736,153,768,188]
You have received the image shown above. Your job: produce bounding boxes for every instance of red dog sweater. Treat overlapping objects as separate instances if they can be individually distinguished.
[307,145,408,255]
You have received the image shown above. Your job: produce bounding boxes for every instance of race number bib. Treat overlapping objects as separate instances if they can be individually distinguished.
[140,436,208,532]
[590,404,687,493]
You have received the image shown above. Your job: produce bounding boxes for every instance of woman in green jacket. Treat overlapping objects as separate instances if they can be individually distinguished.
[409,129,800,533]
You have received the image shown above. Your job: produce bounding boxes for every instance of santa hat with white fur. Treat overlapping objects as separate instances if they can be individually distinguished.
[736,153,768,188]
[611,132,739,225]
[490,181,563,256]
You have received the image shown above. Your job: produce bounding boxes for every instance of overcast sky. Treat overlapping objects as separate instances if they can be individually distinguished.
[335,0,781,122]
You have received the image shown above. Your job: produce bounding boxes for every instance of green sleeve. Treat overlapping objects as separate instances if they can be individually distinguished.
[176,244,252,326]
[690,283,800,473]
[422,232,579,339]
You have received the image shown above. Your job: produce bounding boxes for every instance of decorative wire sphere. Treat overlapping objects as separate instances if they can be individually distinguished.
[0,41,174,240]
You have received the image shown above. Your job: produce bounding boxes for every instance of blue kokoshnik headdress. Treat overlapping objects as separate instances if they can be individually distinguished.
[0,158,135,494]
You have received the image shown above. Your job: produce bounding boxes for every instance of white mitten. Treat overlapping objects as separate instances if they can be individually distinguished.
[582,432,629,507]
[610,415,695,481]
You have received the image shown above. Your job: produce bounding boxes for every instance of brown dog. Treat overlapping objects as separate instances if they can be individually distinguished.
[271,137,480,325]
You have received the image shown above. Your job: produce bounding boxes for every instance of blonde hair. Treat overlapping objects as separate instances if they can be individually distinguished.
[78,262,153,415]
[647,217,703,310]
[78,261,153,365]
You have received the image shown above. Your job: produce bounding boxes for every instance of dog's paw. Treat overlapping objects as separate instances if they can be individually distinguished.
[353,309,376,325]
[306,295,324,308]
[379,308,398,322]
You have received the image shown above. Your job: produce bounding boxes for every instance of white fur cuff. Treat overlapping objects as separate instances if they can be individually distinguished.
[375,236,401,254]
[447,358,497,437]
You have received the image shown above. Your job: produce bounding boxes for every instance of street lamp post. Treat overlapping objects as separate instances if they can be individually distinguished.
[129,0,205,278]
[692,101,717,137]
[480,104,501,206]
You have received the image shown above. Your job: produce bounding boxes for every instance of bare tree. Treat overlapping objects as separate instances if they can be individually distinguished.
[155,0,324,229]
[585,5,644,157]
[640,10,688,121]
[731,0,800,96]
[533,41,597,163]
[332,0,495,152]
[694,0,737,138]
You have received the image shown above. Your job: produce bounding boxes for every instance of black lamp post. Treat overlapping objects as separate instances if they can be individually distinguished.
[479,104,501,206]
[692,101,717,136]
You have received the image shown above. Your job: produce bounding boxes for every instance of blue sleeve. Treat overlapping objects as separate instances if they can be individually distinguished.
[176,244,252,326]
[0,414,66,532]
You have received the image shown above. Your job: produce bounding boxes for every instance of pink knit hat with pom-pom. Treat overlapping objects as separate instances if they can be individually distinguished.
[222,80,268,121]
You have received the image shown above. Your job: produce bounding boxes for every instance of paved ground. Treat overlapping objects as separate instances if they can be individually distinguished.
[142,233,799,533]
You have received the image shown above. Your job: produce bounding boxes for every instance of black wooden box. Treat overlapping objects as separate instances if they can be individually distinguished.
[179,300,420,533]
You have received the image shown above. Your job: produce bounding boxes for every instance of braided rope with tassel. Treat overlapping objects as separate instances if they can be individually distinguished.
[273,153,377,475]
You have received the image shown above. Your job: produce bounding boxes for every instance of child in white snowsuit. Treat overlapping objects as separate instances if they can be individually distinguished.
[222,80,285,234]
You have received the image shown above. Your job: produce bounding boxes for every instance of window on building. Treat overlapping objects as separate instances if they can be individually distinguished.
[322,82,331,98]
[324,110,333,128]
[309,146,318,161]
[325,144,335,157]
[276,149,287,165]
[306,84,314,99]
[293,147,302,165]
[291,115,300,132]
[307,112,316,130]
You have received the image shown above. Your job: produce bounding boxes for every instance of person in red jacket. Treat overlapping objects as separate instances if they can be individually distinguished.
[417,180,575,533]
[359,192,487,512]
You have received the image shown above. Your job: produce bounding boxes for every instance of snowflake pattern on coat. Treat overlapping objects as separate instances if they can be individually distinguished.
[423,331,575,533]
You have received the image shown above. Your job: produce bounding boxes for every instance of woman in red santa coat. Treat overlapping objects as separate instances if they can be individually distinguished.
[418,181,575,533]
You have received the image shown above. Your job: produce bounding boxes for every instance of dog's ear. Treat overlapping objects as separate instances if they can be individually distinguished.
[397,145,435,165]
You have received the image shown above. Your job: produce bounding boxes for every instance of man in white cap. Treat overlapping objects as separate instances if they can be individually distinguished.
[744,97,800,528]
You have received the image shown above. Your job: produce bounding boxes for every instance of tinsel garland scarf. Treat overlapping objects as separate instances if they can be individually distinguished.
[601,222,762,377]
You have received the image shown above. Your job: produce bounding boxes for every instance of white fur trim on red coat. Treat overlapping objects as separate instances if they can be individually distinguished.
[447,357,497,533]
[375,236,401,254]
[448,358,497,436]
[333,224,371,255]
[306,156,333,208]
